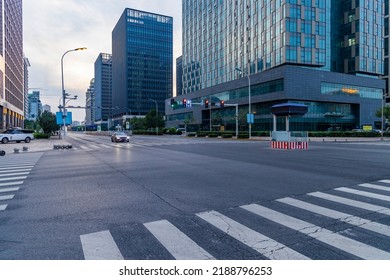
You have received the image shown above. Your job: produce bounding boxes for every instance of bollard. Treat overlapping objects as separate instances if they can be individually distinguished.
[14,148,20,153]
[23,146,28,151]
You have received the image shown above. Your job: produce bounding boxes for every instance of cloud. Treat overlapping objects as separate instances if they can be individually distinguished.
[23,0,182,121]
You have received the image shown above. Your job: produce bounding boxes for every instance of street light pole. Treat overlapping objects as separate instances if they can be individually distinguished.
[149,98,158,135]
[61,47,87,139]
[235,67,251,139]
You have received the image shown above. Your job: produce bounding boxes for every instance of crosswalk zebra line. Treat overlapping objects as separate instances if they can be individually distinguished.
[80,230,124,260]
[307,192,390,216]
[241,203,390,260]
[0,194,14,201]
[336,187,390,202]
[144,220,215,260]
[0,168,32,174]
[277,197,390,237]
[0,172,29,177]
[0,176,27,182]
[379,180,390,184]
[0,181,24,187]
[196,210,309,260]
[359,183,390,192]
[0,204,7,211]
[0,187,20,193]
[0,166,34,171]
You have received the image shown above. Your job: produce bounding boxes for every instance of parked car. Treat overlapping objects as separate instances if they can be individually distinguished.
[111,131,130,142]
[0,128,34,144]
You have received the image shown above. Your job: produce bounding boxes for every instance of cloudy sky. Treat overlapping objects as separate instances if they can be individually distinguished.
[23,0,182,121]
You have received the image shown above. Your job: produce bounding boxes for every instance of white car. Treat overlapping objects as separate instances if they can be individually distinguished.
[0,128,34,144]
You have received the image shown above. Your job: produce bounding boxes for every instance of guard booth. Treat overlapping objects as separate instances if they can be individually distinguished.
[270,103,309,149]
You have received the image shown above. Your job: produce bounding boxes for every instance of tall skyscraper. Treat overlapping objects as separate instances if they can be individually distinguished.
[112,8,173,117]
[85,78,95,126]
[27,91,42,121]
[94,53,112,128]
[23,56,30,119]
[0,0,24,130]
[176,56,183,96]
[166,1,385,131]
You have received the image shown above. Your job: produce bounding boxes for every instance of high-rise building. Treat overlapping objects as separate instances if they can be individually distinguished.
[94,53,112,129]
[43,104,51,113]
[176,56,183,96]
[384,0,389,100]
[27,91,42,121]
[85,78,95,126]
[112,8,173,117]
[23,56,31,119]
[166,1,385,131]
[0,0,24,130]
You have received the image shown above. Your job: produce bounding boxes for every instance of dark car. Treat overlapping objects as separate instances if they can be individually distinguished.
[111,131,130,142]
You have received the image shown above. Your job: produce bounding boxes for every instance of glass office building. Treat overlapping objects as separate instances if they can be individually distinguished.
[112,8,173,117]
[94,53,112,128]
[166,0,385,131]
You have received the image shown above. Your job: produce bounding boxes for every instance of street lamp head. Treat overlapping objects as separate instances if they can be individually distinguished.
[75,47,87,51]
[235,67,242,72]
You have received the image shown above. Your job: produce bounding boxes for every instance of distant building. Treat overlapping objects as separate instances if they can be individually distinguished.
[176,56,183,96]
[166,1,385,131]
[0,0,24,129]
[27,91,42,121]
[112,8,173,118]
[23,56,31,119]
[85,78,95,126]
[94,53,112,129]
[43,104,51,113]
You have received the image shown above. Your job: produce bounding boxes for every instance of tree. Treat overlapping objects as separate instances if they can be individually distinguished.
[144,109,165,130]
[376,105,390,120]
[37,111,60,135]
[24,119,40,131]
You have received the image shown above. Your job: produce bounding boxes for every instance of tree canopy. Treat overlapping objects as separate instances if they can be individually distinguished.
[37,111,60,135]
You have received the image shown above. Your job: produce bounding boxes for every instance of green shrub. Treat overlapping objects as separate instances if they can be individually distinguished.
[238,133,249,139]
[221,133,233,138]
[208,133,219,138]
[33,132,50,139]
[187,132,196,137]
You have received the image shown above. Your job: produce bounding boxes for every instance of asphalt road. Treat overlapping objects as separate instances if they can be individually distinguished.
[1,133,390,260]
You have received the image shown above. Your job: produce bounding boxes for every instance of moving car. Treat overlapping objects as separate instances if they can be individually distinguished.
[111,131,130,142]
[0,128,34,144]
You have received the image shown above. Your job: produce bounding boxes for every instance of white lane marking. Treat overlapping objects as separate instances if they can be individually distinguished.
[359,183,390,192]
[0,181,24,187]
[80,230,124,260]
[379,180,390,184]
[241,203,390,260]
[196,210,309,260]
[0,176,27,182]
[277,197,390,237]
[144,220,215,260]
[0,169,32,174]
[79,145,91,150]
[0,204,7,211]
[0,166,34,171]
[308,192,390,216]
[0,187,20,193]
[0,172,30,177]
[0,195,14,201]
[88,144,100,149]
[336,187,390,202]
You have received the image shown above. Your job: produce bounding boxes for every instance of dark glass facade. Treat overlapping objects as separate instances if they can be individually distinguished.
[94,53,112,123]
[112,8,173,117]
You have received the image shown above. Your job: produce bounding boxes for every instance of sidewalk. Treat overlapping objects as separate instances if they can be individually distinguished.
[0,135,72,155]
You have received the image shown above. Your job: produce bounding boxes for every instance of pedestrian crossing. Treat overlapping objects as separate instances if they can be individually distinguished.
[79,178,390,260]
[69,139,239,151]
[0,153,42,212]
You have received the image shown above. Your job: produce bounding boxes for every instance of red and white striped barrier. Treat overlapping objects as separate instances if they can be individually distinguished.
[271,141,308,150]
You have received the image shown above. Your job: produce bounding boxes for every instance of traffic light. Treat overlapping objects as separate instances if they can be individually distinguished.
[182,99,187,108]
[205,99,209,108]
[220,100,225,108]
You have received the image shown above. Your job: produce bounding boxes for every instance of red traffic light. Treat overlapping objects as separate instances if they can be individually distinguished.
[220,100,225,108]
[182,99,187,107]
[205,99,209,108]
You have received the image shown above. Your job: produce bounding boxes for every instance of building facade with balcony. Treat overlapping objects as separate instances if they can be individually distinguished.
[0,0,24,130]
[166,0,385,131]
[112,8,173,118]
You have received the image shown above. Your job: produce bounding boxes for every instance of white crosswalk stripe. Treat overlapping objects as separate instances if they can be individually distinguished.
[79,178,390,260]
[80,230,124,260]
[196,210,309,260]
[240,203,390,260]
[0,153,42,211]
[359,183,390,192]
[277,197,390,237]
[144,220,215,260]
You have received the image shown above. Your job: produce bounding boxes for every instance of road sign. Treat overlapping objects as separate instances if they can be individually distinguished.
[247,113,254,124]
[56,112,73,125]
